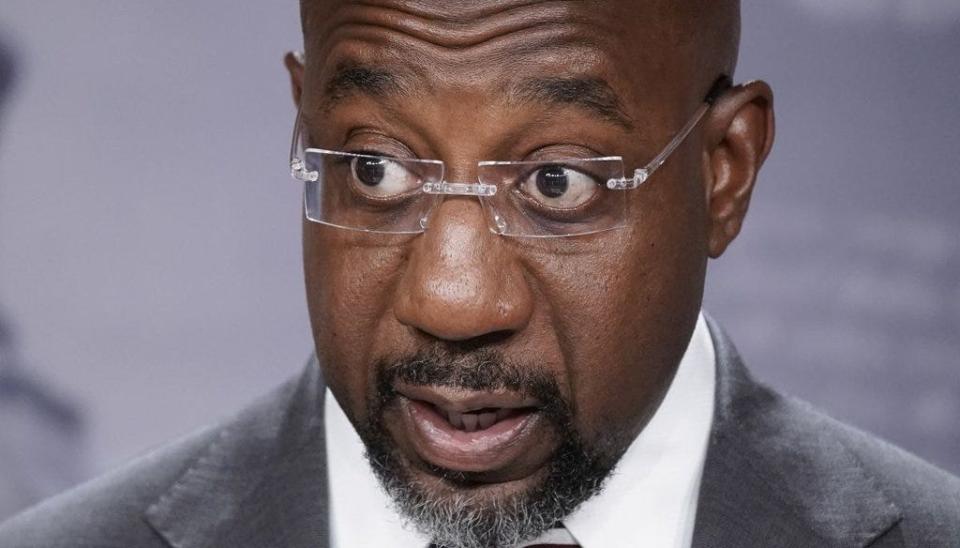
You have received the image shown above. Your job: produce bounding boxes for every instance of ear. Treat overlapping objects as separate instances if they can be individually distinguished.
[284,50,306,108]
[701,80,775,258]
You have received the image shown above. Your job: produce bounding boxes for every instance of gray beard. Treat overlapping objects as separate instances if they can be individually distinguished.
[360,349,624,548]
[364,433,615,548]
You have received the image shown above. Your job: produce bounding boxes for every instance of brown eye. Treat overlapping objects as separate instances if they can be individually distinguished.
[536,165,569,198]
[353,157,386,186]
[520,164,601,209]
[349,156,420,198]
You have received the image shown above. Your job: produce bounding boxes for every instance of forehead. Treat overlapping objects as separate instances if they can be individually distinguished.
[302,0,696,109]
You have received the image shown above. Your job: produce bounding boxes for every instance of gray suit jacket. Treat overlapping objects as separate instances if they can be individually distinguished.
[2,318,959,547]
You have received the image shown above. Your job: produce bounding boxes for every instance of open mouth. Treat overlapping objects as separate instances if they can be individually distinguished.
[392,383,553,475]
[433,405,531,432]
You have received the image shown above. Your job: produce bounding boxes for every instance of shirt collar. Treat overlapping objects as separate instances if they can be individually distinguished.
[325,312,716,548]
[559,312,716,548]
[325,381,430,547]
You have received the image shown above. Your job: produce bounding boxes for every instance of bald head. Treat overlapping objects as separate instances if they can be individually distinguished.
[299,0,740,86]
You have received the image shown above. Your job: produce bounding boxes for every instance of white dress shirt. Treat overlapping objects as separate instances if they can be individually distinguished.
[325,312,716,548]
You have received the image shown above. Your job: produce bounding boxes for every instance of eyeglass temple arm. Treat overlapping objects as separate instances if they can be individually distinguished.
[608,75,732,190]
[288,51,312,179]
[290,106,320,182]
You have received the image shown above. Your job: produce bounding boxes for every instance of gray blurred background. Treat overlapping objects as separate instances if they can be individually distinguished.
[0,0,957,519]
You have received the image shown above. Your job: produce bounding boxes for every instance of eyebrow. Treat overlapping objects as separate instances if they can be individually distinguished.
[510,77,635,130]
[318,63,634,130]
[320,61,411,111]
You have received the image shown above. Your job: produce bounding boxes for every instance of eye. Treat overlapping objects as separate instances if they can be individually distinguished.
[518,164,602,209]
[349,155,420,198]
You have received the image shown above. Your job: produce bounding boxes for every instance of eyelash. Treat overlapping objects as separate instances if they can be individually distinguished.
[345,148,396,159]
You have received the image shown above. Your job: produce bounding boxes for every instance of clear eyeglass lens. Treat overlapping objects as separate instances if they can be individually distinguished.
[348,155,426,199]
[302,149,443,234]
[478,157,628,238]
[521,164,603,209]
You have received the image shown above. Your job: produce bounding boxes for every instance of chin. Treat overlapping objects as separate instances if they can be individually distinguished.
[406,455,552,503]
[359,414,617,548]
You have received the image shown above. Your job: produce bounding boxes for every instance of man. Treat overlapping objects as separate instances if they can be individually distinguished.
[1,1,958,546]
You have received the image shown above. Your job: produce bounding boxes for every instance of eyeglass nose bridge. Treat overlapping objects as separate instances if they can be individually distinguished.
[422,181,497,197]
[418,181,508,234]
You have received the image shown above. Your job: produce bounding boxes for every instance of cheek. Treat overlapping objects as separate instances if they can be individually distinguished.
[304,226,408,421]
[534,180,706,445]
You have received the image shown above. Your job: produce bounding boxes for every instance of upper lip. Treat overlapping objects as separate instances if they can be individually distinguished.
[395,383,541,414]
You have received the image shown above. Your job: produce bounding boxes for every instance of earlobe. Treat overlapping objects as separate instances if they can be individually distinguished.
[284,51,306,108]
[702,80,775,258]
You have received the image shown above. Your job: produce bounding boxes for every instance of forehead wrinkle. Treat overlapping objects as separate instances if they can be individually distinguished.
[305,0,742,90]
[326,22,601,65]
[317,20,608,97]
[346,0,581,24]
[317,0,606,52]
[311,19,609,111]
[307,1,618,105]
[306,2,681,137]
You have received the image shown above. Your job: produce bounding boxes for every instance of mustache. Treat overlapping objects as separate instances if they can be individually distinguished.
[373,347,571,425]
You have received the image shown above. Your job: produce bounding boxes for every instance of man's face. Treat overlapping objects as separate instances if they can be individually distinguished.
[294,0,733,544]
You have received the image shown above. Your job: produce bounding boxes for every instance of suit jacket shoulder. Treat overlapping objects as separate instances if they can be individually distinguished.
[801,397,960,545]
[693,316,960,548]
[0,423,218,547]
[0,374,311,548]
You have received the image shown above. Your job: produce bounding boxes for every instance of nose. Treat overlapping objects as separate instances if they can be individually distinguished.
[393,197,533,342]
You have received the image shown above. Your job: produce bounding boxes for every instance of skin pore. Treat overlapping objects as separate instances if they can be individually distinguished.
[287,0,773,544]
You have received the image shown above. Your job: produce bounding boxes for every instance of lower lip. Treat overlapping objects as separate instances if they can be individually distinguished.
[399,397,544,473]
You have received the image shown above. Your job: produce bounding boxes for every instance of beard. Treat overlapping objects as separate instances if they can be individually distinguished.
[355,348,624,548]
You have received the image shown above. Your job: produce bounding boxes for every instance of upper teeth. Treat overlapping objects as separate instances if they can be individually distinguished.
[445,409,508,432]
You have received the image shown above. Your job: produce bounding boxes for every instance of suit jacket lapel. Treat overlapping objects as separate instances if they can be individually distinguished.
[693,316,902,547]
[144,358,330,548]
